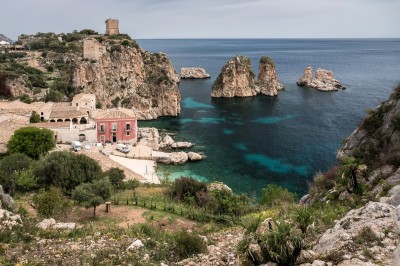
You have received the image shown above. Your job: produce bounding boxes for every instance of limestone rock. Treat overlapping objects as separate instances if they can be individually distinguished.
[171,142,193,149]
[208,182,233,193]
[0,185,14,210]
[187,151,202,161]
[211,56,257,98]
[380,185,400,206]
[337,258,377,266]
[163,135,175,146]
[297,66,344,91]
[52,222,76,230]
[127,239,144,250]
[36,218,57,230]
[180,67,211,79]
[170,152,189,165]
[256,56,284,96]
[3,76,32,98]
[313,202,399,265]
[73,38,181,120]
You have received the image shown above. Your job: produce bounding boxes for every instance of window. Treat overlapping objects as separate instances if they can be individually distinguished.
[100,135,105,142]
[126,131,130,136]
[112,124,117,131]
[76,103,78,106]
[100,124,105,132]
[41,112,43,115]
[126,123,131,131]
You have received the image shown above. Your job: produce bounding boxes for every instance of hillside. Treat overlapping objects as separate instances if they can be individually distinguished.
[0,34,13,43]
[0,30,180,120]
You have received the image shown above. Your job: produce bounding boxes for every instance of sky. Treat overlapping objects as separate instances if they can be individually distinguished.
[1,0,399,40]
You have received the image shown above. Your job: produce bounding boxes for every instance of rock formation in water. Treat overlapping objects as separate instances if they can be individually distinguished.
[297,66,344,91]
[255,56,285,96]
[180,67,210,79]
[73,38,180,120]
[211,56,256,98]
[211,55,284,98]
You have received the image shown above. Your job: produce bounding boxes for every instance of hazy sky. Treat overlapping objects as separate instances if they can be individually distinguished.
[1,0,399,40]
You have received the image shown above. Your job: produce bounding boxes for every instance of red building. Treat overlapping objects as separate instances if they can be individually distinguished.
[94,109,137,144]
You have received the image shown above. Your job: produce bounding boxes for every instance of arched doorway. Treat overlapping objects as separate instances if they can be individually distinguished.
[65,119,71,122]
[80,117,87,124]
[50,119,56,122]
[72,118,78,124]
[57,119,63,122]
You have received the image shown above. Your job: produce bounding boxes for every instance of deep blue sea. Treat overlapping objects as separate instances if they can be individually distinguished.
[137,39,400,197]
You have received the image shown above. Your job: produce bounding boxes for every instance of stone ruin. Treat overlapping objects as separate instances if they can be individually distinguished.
[105,18,119,35]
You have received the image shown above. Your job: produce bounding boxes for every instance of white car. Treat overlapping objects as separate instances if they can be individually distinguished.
[116,143,130,153]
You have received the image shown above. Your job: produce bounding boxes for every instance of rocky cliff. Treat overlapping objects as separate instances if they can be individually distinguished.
[0,74,31,98]
[211,55,283,98]
[73,38,180,120]
[255,56,284,96]
[211,56,256,98]
[297,66,344,91]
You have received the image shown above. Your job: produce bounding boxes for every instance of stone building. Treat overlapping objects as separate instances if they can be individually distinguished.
[72,93,96,112]
[105,19,119,35]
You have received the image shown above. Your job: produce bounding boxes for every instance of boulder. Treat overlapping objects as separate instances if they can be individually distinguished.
[127,239,144,250]
[180,67,211,79]
[170,152,189,165]
[1,194,14,210]
[36,218,56,230]
[163,135,175,146]
[208,182,233,193]
[297,66,344,91]
[380,185,400,206]
[52,222,76,230]
[171,142,193,149]
[187,152,202,161]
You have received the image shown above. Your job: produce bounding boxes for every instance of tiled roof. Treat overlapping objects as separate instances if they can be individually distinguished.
[50,108,88,119]
[30,122,71,129]
[94,108,136,119]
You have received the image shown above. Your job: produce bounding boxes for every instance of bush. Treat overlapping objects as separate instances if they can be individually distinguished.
[33,187,70,218]
[19,94,31,104]
[29,111,41,123]
[15,169,38,192]
[293,206,314,234]
[169,177,208,206]
[261,184,296,206]
[0,153,33,194]
[45,89,64,102]
[172,231,206,259]
[35,151,102,193]
[7,127,55,159]
[259,219,302,265]
[103,167,125,190]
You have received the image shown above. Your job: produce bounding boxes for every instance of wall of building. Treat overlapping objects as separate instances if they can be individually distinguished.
[55,128,97,143]
[105,19,119,35]
[96,118,137,144]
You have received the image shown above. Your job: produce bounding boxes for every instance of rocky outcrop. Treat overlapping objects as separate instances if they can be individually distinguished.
[211,56,256,98]
[0,185,14,210]
[297,66,344,91]
[312,202,399,265]
[73,38,180,120]
[211,55,283,98]
[255,56,284,96]
[171,142,194,149]
[180,68,211,79]
[187,151,202,161]
[36,218,76,230]
[0,75,31,98]
[207,182,233,193]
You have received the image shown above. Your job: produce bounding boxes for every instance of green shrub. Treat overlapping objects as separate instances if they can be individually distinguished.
[29,111,41,123]
[260,56,275,66]
[33,187,70,218]
[169,177,208,205]
[172,231,206,259]
[260,219,302,265]
[261,184,296,206]
[293,206,314,234]
[19,94,31,104]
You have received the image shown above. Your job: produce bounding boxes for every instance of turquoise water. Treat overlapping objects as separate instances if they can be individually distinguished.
[137,39,400,196]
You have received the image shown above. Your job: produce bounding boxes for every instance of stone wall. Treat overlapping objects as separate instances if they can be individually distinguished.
[83,39,105,61]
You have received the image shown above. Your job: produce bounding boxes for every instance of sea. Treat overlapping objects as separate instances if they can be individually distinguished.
[136,39,400,197]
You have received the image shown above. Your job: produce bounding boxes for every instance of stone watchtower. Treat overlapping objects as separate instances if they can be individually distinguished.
[105,19,119,35]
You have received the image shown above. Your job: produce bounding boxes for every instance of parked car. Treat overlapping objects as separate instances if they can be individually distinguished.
[116,143,130,153]
[71,141,82,152]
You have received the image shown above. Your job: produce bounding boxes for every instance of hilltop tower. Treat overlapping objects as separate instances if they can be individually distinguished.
[105,19,119,35]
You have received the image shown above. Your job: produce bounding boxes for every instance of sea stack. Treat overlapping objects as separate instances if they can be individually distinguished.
[211,56,257,98]
[180,68,211,79]
[256,56,285,96]
[297,66,344,91]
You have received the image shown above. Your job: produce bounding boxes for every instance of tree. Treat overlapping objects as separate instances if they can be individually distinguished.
[7,127,55,160]
[72,178,112,218]
[33,187,70,218]
[45,89,64,102]
[341,156,360,194]
[0,153,33,194]
[35,151,102,193]
[103,167,125,190]
[29,111,41,123]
